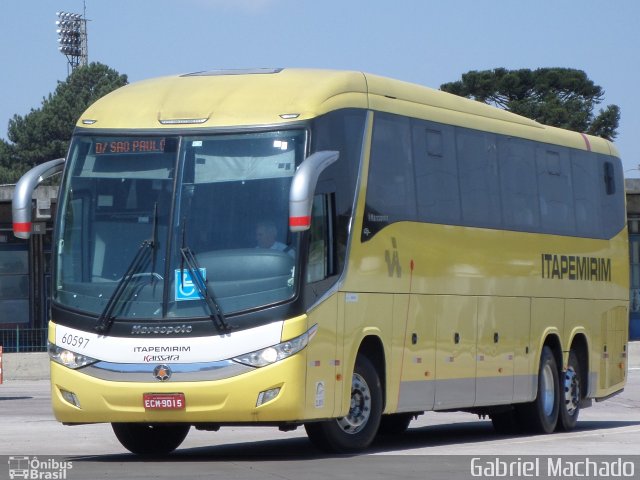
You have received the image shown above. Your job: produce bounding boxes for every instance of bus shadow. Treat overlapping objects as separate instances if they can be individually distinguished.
[370,418,640,454]
[67,418,640,463]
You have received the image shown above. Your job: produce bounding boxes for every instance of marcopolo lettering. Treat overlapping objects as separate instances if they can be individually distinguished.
[131,324,193,335]
[541,254,612,282]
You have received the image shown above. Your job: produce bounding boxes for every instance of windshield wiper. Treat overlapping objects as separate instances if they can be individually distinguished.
[179,223,229,332]
[179,245,229,332]
[95,240,154,334]
[95,204,159,335]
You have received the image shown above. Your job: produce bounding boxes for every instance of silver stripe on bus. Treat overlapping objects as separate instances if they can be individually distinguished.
[81,360,252,383]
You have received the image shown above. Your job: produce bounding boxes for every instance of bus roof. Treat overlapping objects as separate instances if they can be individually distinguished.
[77,68,616,156]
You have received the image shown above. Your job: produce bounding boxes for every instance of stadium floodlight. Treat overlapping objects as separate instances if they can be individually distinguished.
[55,10,88,73]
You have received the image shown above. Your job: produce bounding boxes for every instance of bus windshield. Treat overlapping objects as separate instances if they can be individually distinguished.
[54,130,306,323]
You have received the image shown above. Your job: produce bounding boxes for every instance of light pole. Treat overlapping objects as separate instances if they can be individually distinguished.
[55,10,88,74]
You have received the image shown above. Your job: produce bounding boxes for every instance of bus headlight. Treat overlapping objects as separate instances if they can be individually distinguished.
[48,342,98,369]
[233,324,318,368]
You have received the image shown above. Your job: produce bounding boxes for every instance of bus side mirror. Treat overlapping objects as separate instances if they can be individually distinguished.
[12,158,65,239]
[289,150,339,232]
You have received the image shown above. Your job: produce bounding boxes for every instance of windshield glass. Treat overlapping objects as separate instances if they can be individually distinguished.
[54,130,305,322]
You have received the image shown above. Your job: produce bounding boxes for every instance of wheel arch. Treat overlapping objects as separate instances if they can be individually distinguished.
[357,335,387,410]
[542,333,563,376]
[569,333,589,400]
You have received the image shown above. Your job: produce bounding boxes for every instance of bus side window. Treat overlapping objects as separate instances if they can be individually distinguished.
[307,193,335,283]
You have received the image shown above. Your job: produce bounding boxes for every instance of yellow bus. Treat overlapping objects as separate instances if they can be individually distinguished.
[13,68,629,454]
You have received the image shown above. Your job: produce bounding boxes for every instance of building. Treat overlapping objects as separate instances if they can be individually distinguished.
[625,178,640,340]
[0,185,57,351]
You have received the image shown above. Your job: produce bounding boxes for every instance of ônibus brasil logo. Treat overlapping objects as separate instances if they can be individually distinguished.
[8,456,73,479]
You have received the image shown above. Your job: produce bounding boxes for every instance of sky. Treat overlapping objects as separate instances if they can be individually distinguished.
[2,0,640,175]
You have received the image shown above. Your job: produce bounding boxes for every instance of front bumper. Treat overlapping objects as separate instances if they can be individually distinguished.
[51,353,307,424]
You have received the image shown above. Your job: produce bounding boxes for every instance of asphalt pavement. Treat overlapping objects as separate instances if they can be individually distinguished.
[0,345,638,479]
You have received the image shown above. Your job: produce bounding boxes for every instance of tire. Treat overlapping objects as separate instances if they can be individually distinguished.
[557,350,581,431]
[517,346,560,434]
[378,413,413,436]
[305,355,382,452]
[490,409,521,435]
[112,423,190,455]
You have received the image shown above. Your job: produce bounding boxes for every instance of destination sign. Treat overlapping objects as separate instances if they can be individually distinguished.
[93,138,166,155]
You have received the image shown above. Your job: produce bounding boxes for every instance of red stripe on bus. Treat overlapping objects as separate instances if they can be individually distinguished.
[580,133,592,151]
[289,216,311,227]
[13,222,31,233]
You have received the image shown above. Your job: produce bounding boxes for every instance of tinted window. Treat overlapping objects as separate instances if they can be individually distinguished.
[363,113,416,240]
[311,109,367,272]
[413,122,460,223]
[499,137,540,229]
[361,113,625,241]
[600,155,626,237]
[457,129,501,227]
[571,150,602,238]
[536,148,575,234]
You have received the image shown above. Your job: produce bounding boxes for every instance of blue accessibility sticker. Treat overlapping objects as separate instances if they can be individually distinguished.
[175,268,206,301]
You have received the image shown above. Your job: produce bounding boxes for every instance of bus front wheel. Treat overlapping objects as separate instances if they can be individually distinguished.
[305,355,382,452]
[112,423,190,455]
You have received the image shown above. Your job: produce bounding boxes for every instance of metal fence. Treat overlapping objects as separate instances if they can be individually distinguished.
[0,327,48,352]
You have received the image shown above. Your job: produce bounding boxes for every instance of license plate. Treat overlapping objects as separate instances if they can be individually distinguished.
[143,393,186,410]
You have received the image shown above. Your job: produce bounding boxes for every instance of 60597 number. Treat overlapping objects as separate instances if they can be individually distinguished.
[60,333,90,349]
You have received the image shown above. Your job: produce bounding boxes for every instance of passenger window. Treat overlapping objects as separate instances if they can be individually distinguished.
[363,113,416,240]
[601,156,625,239]
[572,151,602,237]
[536,148,575,234]
[414,124,461,224]
[499,137,540,229]
[457,129,501,227]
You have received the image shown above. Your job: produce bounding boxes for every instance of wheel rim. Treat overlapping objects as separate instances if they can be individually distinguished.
[336,373,371,434]
[563,366,580,416]
[540,363,556,416]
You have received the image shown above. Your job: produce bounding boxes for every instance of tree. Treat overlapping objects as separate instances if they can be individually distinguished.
[0,62,127,183]
[440,68,619,140]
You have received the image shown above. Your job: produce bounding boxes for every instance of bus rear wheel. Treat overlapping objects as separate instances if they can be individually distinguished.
[557,350,581,431]
[305,355,382,452]
[112,423,190,455]
[517,346,560,433]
